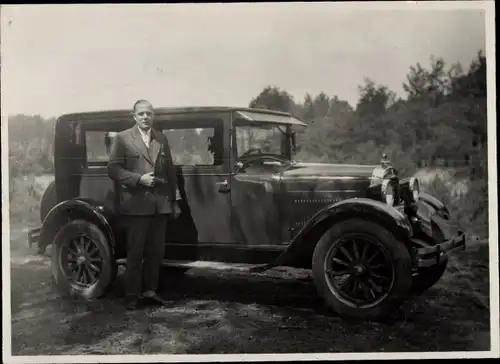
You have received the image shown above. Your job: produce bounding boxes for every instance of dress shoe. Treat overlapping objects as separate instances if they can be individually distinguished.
[141,292,168,306]
[125,296,140,310]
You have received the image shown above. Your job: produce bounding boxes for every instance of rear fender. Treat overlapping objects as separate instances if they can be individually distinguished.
[38,198,116,254]
[252,198,413,271]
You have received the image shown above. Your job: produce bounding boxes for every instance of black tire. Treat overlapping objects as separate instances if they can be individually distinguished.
[40,181,57,222]
[51,219,116,300]
[411,260,448,296]
[312,218,413,320]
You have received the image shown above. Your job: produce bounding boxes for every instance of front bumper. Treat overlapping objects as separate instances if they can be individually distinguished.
[414,230,466,268]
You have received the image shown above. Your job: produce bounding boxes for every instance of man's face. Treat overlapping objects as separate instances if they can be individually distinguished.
[133,102,154,131]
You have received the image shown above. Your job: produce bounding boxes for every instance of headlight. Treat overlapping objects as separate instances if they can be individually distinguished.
[370,166,386,186]
[381,180,395,206]
[409,177,419,201]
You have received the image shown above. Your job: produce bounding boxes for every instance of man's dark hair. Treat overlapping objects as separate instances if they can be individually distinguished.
[133,99,152,111]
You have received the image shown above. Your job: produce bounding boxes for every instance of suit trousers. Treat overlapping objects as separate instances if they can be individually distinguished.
[124,214,169,297]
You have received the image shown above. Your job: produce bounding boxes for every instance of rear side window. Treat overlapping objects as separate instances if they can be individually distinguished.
[85,131,117,164]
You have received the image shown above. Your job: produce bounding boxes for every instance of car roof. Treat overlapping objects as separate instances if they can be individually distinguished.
[57,106,307,127]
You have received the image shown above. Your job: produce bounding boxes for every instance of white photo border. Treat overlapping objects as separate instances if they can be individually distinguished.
[1,1,498,362]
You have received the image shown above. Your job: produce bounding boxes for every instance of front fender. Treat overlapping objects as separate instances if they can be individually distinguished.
[38,198,116,254]
[414,193,453,244]
[419,192,450,219]
[252,198,413,271]
[412,193,465,266]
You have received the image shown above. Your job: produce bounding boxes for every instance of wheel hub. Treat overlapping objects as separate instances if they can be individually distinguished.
[76,255,87,265]
[353,264,366,275]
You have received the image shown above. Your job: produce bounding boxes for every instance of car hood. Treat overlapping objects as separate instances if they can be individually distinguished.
[281,162,377,179]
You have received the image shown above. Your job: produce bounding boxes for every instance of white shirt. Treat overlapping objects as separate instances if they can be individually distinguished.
[137,127,151,148]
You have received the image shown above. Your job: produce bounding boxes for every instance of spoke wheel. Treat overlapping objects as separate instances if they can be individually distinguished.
[51,219,116,300]
[312,218,412,320]
[61,234,104,288]
[324,235,395,309]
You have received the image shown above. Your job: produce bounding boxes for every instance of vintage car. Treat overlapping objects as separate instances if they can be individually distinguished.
[28,106,466,319]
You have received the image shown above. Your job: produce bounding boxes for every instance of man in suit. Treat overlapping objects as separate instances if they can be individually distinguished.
[108,99,181,310]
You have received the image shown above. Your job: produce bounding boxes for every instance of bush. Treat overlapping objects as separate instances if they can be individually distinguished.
[421,174,488,239]
[9,174,45,227]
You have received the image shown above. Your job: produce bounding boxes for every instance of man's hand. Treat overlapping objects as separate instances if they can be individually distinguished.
[139,172,156,187]
[172,201,181,219]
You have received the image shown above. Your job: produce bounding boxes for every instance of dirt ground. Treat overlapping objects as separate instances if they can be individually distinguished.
[8,227,491,355]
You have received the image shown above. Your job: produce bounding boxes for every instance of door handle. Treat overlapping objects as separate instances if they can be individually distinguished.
[216,179,230,192]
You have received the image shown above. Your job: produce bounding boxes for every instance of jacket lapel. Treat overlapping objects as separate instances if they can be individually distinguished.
[131,126,154,166]
[149,129,162,165]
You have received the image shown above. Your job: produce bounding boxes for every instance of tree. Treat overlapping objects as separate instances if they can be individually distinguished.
[355,78,397,118]
[312,92,330,119]
[301,93,315,122]
[403,56,452,105]
[8,114,56,178]
[249,86,296,113]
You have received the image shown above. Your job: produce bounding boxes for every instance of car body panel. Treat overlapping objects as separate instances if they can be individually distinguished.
[251,197,414,271]
[168,167,234,244]
[79,166,117,213]
[230,164,285,247]
[278,162,376,240]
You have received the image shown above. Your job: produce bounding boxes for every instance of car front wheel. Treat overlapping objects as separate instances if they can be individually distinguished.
[51,219,116,300]
[312,218,413,320]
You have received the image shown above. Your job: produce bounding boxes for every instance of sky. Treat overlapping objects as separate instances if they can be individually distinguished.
[1,3,488,118]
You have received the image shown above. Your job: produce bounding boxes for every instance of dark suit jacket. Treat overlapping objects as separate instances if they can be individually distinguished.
[108,125,178,215]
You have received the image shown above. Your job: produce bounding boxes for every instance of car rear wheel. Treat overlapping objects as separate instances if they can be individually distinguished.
[51,219,116,300]
[312,218,413,320]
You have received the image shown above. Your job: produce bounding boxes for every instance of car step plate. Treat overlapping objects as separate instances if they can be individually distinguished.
[116,259,268,273]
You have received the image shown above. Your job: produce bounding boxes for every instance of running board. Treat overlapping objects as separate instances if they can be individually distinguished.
[115,259,270,273]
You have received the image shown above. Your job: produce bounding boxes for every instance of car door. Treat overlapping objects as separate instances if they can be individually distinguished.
[230,160,285,248]
[160,116,235,261]
[229,115,288,249]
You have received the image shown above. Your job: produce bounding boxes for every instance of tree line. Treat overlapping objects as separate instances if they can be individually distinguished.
[249,50,487,179]
[8,50,487,181]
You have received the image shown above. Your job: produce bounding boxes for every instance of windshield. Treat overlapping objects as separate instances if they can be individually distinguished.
[235,124,290,159]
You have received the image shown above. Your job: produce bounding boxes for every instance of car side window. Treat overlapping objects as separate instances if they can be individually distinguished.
[235,125,283,157]
[85,131,118,165]
[162,127,222,166]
